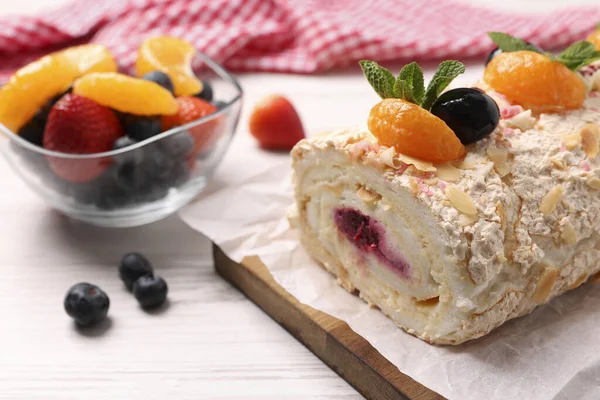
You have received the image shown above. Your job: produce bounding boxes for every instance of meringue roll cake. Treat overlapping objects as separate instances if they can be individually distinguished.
[289,33,600,345]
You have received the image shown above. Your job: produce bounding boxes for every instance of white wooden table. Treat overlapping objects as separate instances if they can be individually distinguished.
[0,1,597,399]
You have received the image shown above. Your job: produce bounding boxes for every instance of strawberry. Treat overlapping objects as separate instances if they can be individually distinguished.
[43,94,123,182]
[249,95,305,150]
[161,96,220,155]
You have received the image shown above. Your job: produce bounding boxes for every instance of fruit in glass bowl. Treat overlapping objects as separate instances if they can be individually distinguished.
[0,38,242,228]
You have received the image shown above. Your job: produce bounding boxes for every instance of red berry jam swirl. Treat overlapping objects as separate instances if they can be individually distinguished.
[333,208,410,279]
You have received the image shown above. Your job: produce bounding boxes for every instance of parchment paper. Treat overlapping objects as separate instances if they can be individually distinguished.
[179,93,600,400]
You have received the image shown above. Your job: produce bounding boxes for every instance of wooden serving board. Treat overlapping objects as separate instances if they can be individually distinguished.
[213,245,445,400]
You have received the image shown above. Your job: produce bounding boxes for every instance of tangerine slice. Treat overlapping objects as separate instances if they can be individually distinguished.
[587,30,600,50]
[73,72,178,116]
[135,36,203,97]
[368,99,466,163]
[484,51,586,113]
[0,44,117,132]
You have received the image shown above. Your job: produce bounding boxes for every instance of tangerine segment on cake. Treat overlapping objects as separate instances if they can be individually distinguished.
[290,56,600,344]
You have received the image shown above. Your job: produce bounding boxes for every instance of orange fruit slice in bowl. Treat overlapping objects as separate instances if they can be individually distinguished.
[135,36,203,97]
[73,72,178,115]
[368,99,466,163]
[0,44,117,133]
[484,51,586,113]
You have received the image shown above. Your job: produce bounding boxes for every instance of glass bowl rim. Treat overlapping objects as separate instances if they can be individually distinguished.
[0,50,243,160]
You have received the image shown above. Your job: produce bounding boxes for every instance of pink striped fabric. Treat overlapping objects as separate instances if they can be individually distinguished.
[0,0,599,81]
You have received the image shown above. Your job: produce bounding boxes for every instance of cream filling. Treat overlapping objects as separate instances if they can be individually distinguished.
[296,150,471,338]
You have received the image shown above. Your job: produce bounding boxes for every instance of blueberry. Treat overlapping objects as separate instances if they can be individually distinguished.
[430,88,500,145]
[142,146,175,181]
[112,136,141,164]
[136,181,170,203]
[124,117,162,142]
[142,71,174,94]
[159,132,194,159]
[18,117,45,146]
[64,283,110,326]
[133,275,168,309]
[168,161,191,187]
[485,41,542,66]
[194,80,213,101]
[212,100,227,110]
[119,252,154,290]
[95,188,131,210]
[17,92,66,146]
[112,162,149,193]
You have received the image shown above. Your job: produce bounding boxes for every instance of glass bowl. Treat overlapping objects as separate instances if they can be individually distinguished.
[0,52,242,227]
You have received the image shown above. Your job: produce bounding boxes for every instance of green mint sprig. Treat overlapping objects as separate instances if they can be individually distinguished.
[488,32,600,71]
[359,60,465,111]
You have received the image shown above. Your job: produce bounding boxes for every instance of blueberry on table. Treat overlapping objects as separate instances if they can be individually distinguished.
[142,71,174,94]
[430,88,500,145]
[194,80,213,102]
[133,275,168,309]
[124,116,162,142]
[119,252,154,290]
[64,283,110,326]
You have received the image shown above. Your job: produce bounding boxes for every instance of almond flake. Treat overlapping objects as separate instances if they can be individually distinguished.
[560,218,577,245]
[424,177,439,185]
[532,267,558,304]
[380,198,392,211]
[539,185,564,215]
[505,109,535,131]
[496,201,506,232]
[408,178,419,194]
[550,158,567,170]
[562,132,581,150]
[581,123,600,158]
[446,186,477,215]
[586,176,600,190]
[396,154,437,172]
[455,160,477,169]
[356,187,380,203]
[486,148,511,177]
[380,147,403,168]
[593,70,600,91]
[459,213,479,226]
[435,163,461,182]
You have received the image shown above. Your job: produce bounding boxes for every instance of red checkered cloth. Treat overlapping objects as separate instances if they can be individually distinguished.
[1,0,599,81]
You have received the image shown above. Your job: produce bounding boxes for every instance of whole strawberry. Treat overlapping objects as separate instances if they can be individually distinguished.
[161,96,220,155]
[249,95,305,150]
[43,94,123,182]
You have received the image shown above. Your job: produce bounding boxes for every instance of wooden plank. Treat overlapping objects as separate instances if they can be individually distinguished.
[213,244,445,400]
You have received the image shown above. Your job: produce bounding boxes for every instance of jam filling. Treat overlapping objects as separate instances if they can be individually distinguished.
[333,208,410,278]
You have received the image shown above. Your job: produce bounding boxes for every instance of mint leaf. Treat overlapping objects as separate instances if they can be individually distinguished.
[557,40,596,70]
[488,32,542,54]
[393,62,424,104]
[359,60,396,99]
[421,61,465,110]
